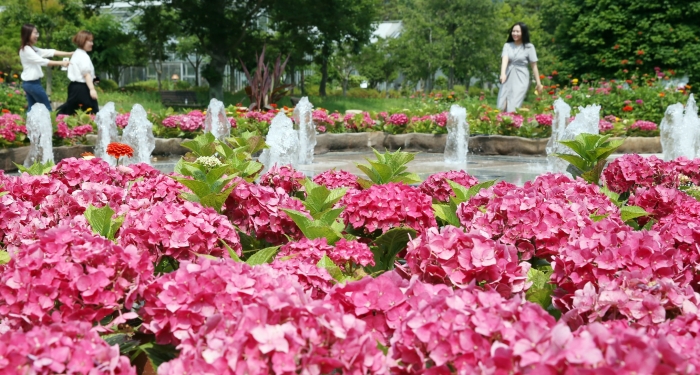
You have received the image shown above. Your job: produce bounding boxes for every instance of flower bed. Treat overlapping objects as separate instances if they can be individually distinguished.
[3,141,700,373]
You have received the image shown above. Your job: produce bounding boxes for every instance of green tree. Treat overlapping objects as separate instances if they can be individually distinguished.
[132,5,178,92]
[83,14,141,85]
[541,0,700,85]
[173,35,205,86]
[354,37,398,93]
[1,0,82,95]
[272,0,381,97]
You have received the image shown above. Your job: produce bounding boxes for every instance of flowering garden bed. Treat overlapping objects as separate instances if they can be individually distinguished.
[3,131,700,373]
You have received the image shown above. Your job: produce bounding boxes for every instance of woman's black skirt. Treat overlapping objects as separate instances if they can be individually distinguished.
[57,82,99,115]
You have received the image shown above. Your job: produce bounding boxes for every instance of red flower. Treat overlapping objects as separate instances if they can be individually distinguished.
[1,109,9,114]
[106,142,134,159]
[552,70,558,76]
[636,59,643,65]
[621,59,629,65]
[637,50,645,55]
[622,105,634,112]
[613,44,620,50]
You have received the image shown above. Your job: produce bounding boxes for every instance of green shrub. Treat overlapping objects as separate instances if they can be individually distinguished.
[99,79,119,91]
[303,84,320,96]
[175,80,192,90]
[468,85,486,98]
[348,75,367,88]
[0,82,28,113]
[453,84,466,94]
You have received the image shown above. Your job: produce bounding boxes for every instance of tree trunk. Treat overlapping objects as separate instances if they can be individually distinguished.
[195,60,200,87]
[319,57,329,97]
[208,57,226,100]
[342,75,348,97]
[289,64,295,95]
[448,66,455,90]
[300,68,305,96]
[46,67,53,96]
[154,60,163,92]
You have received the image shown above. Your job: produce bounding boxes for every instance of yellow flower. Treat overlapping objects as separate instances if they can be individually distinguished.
[572,78,579,85]
[86,108,92,113]
[615,117,620,122]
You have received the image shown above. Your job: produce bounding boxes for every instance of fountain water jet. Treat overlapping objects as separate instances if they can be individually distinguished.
[444,104,469,165]
[203,98,230,141]
[546,98,571,173]
[23,103,54,167]
[94,102,119,166]
[660,94,700,160]
[259,111,299,171]
[121,104,155,165]
[548,102,600,175]
[294,97,315,164]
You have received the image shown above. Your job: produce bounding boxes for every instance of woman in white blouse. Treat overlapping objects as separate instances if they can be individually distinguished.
[58,30,99,115]
[18,24,72,112]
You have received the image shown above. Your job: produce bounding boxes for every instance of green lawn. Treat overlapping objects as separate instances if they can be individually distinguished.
[88,89,498,114]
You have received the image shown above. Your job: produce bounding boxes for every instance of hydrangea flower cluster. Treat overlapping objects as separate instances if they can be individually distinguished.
[115,112,130,128]
[162,110,206,131]
[389,285,556,373]
[410,112,449,127]
[419,170,479,202]
[119,201,241,261]
[534,113,553,126]
[631,120,658,131]
[278,237,375,268]
[405,225,531,296]
[497,112,524,128]
[340,182,436,234]
[598,118,614,132]
[55,114,94,139]
[0,322,135,374]
[0,226,153,330]
[386,113,409,126]
[312,169,361,190]
[143,259,388,374]
[50,158,122,191]
[458,174,621,259]
[224,179,308,244]
[602,154,700,193]
[311,109,336,126]
[243,110,276,124]
[0,112,25,142]
[258,164,305,195]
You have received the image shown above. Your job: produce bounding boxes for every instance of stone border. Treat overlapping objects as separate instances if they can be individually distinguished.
[0,134,662,172]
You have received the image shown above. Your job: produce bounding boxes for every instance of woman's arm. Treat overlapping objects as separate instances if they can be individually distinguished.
[531,62,543,92]
[47,60,70,68]
[500,55,509,84]
[53,51,74,58]
[84,73,98,100]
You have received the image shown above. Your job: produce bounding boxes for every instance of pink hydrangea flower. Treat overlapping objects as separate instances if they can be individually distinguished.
[630,120,658,131]
[340,182,437,234]
[312,169,360,190]
[259,164,305,195]
[535,113,553,126]
[0,322,135,374]
[115,113,130,128]
[599,118,614,132]
[0,226,153,330]
[406,225,531,296]
[119,200,242,262]
[224,178,308,245]
[387,113,408,126]
[419,170,479,203]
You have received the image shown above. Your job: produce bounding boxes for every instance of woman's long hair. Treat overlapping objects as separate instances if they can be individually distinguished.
[506,22,531,45]
[20,24,36,52]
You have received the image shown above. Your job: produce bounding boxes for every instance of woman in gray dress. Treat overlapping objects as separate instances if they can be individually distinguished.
[497,22,543,112]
